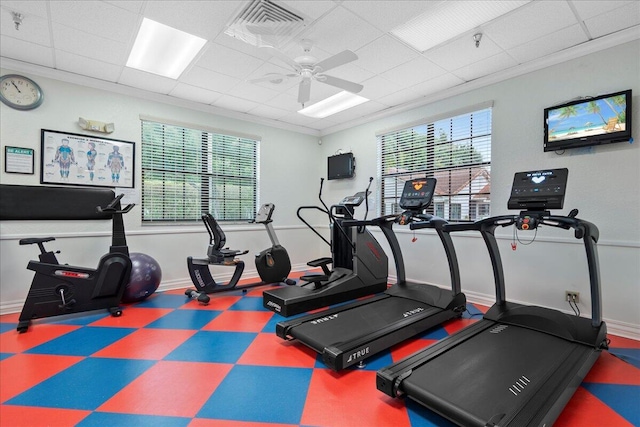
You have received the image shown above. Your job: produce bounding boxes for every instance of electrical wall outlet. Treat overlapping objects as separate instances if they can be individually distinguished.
[565,291,580,304]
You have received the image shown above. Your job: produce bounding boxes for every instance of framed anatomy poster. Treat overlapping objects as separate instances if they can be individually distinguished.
[40,129,135,188]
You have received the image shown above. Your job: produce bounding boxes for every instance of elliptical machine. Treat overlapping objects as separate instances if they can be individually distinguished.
[185,203,295,304]
[7,187,134,333]
[263,177,389,317]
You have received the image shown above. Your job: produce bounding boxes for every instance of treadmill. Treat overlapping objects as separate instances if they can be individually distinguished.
[276,178,467,371]
[377,168,608,427]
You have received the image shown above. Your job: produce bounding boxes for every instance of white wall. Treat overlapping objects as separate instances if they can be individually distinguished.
[318,40,640,338]
[0,67,327,312]
[1,40,638,338]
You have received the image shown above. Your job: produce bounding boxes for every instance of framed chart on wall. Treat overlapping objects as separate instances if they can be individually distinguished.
[40,129,135,188]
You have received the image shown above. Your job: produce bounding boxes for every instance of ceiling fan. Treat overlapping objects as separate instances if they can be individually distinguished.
[250,40,364,106]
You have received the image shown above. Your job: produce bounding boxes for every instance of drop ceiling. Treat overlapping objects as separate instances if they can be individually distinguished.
[1,0,639,136]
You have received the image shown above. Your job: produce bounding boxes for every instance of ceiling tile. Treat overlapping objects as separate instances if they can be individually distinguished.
[410,73,466,97]
[265,91,300,111]
[1,1,49,19]
[582,1,640,38]
[507,24,588,64]
[231,81,281,103]
[0,35,54,67]
[168,82,222,104]
[54,50,122,82]
[142,0,239,41]
[118,67,177,94]
[279,0,338,21]
[48,0,138,44]
[380,56,447,88]
[482,1,577,50]
[359,75,404,100]
[246,104,290,120]
[325,100,387,122]
[571,1,637,21]
[1,7,52,46]
[452,51,519,81]
[341,0,432,32]
[195,42,265,79]
[180,66,242,93]
[51,22,129,65]
[104,1,144,14]
[355,34,420,74]
[424,33,503,72]
[300,5,383,54]
[211,94,259,112]
[376,87,424,107]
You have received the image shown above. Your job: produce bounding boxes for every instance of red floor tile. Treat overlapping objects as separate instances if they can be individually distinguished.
[389,337,437,363]
[584,351,640,385]
[88,307,173,328]
[237,332,317,368]
[0,404,91,426]
[181,295,243,311]
[301,369,411,427]
[92,328,197,360]
[189,419,297,427]
[202,310,273,332]
[98,360,233,417]
[554,386,636,427]
[0,313,20,322]
[609,334,640,349]
[0,354,84,402]
[443,317,478,335]
[0,325,80,353]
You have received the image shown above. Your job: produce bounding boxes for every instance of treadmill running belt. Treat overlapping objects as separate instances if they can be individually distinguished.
[401,323,585,426]
[290,296,439,352]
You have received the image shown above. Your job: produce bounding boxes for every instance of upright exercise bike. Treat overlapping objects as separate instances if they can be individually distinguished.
[15,190,134,333]
[186,203,295,304]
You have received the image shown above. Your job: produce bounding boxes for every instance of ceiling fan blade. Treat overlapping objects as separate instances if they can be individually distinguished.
[249,73,289,84]
[314,50,358,73]
[316,75,363,94]
[298,79,311,105]
[260,46,302,72]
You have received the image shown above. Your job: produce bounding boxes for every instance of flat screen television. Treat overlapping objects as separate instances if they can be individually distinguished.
[544,89,632,152]
[327,152,355,180]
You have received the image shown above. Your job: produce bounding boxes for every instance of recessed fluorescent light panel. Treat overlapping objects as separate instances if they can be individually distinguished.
[298,91,369,118]
[127,18,207,79]
[391,1,529,52]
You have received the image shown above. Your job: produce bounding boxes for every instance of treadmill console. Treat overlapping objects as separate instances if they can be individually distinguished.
[508,168,568,211]
[254,203,275,223]
[399,178,437,211]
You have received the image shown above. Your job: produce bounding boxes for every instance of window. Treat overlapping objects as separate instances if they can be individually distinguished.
[141,119,259,222]
[377,104,492,221]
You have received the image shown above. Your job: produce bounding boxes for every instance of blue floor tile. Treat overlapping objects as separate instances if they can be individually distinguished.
[6,357,155,410]
[229,296,270,311]
[417,325,449,340]
[133,293,190,309]
[609,347,640,369]
[164,331,256,363]
[46,311,111,326]
[583,383,640,426]
[145,309,220,330]
[1,352,13,361]
[25,327,135,356]
[197,365,312,424]
[78,412,191,427]
[0,322,16,333]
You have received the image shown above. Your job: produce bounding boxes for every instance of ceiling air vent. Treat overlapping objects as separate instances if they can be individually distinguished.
[225,0,308,49]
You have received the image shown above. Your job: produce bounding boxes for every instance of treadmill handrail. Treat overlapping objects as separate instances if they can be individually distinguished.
[410,216,462,296]
[444,213,603,327]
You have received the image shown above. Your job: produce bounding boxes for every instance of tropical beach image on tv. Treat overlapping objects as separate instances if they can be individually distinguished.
[544,89,631,151]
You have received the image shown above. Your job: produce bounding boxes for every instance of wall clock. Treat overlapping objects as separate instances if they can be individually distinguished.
[0,74,44,110]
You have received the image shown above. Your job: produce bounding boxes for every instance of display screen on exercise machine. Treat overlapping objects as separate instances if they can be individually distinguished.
[399,178,436,210]
[507,168,568,210]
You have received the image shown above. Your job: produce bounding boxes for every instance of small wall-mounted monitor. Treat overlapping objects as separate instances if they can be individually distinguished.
[544,89,632,152]
[327,152,355,180]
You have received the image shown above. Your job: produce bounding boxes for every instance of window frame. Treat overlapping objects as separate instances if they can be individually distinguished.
[140,116,260,223]
[376,102,492,222]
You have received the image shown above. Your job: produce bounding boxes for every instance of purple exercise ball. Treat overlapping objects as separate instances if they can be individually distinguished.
[122,252,162,303]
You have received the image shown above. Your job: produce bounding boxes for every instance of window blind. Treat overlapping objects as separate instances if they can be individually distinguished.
[377,107,492,221]
[141,119,259,222]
